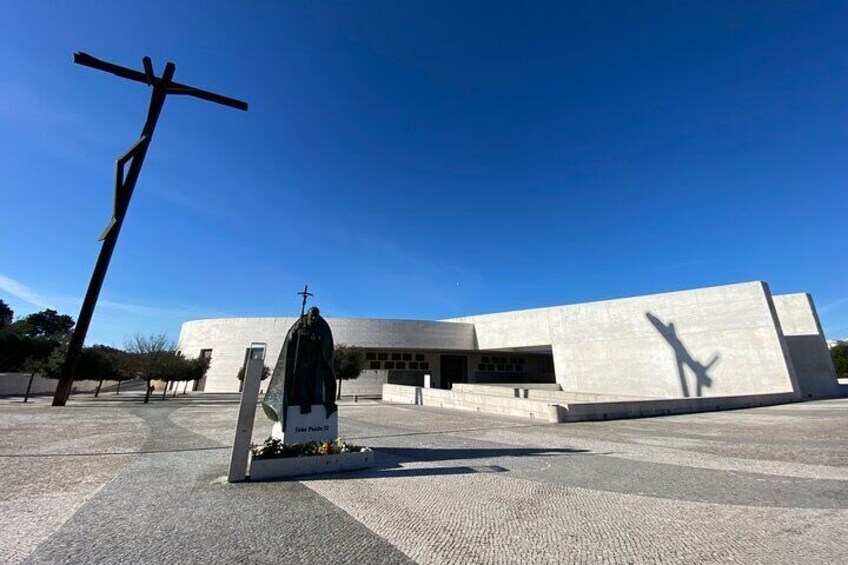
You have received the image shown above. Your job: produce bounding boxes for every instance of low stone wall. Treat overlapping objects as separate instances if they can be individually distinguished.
[0,373,114,396]
[382,384,563,422]
[458,383,563,391]
[560,392,798,421]
[451,383,657,402]
[339,371,386,397]
[383,383,799,423]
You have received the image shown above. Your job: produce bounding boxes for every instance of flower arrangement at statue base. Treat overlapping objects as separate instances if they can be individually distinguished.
[248,437,373,481]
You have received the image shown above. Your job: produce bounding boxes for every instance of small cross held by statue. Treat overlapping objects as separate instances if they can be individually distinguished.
[298,285,314,317]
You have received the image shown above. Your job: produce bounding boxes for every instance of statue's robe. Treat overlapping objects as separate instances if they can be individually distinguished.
[262,314,337,430]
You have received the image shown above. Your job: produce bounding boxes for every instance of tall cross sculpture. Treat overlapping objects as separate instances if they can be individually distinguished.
[52,53,248,407]
[298,285,314,317]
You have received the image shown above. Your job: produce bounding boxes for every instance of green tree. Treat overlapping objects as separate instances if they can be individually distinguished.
[0,307,74,403]
[76,345,124,397]
[0,300,12,328]
[0,332,56,372]
[19,354,50,403]
[11,309,75,339]
[333,344,363,400]
[167,354,210,398]
[0,306,69,401]
[832,343,848,380]
[236,364,270,381]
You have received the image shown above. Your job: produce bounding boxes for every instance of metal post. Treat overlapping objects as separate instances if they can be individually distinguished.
[229,343,266,482]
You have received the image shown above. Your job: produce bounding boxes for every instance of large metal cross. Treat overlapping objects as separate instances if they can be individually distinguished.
[52,53,248,407]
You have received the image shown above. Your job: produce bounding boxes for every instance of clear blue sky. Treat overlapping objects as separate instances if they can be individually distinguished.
[1,1,846,346]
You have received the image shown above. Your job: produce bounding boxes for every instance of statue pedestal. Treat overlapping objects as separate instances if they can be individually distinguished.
[272,405,338,445]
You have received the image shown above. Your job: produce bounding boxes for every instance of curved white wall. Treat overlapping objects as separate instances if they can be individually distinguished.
[178,317,475,392]
[178,282,835,400]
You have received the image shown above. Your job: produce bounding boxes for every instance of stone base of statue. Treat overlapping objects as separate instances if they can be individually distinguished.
[249,448,374,481]
[251,403,374,482]
[271,405,338,445]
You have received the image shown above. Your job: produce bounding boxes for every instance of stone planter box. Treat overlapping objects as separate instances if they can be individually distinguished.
[249,449,374,481]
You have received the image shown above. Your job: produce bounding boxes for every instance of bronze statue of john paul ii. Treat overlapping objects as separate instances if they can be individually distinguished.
[262,307,337,430]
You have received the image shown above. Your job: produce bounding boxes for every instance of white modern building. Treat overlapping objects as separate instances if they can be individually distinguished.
[177,281,840,418]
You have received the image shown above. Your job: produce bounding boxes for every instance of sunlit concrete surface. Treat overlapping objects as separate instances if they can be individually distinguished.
[178,282,839,411]
[2,393,847,564]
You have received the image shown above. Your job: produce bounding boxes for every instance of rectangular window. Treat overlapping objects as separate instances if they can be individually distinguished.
[481,356,490,363]
[396,361,406,370]
[415,353,425,361]
[384,361,395,369]
[402,353,412,361]
[477,363,486,371]
[378,352,388,361]
[409,362,419,370]
[369,361,381,370]
[420,362,429,370]
[200,349,212,360]
[366,352,376,361]
[391,353,401,361]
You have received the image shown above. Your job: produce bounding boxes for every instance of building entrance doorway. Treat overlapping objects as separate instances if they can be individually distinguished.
[440,355,467,389]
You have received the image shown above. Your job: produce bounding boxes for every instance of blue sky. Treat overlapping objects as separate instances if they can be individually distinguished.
[1,1,846,346]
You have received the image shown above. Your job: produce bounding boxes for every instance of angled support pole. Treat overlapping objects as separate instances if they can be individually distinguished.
[52,53,247,406]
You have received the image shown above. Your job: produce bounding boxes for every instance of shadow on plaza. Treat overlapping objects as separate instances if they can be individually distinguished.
[298,446,596,481]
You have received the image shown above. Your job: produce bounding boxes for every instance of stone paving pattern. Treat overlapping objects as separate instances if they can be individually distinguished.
[1,393,846,564]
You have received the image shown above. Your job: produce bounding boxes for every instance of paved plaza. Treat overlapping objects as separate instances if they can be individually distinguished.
[1,393,847,564]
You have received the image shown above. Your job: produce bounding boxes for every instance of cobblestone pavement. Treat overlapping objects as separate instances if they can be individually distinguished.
[1,393,847,564]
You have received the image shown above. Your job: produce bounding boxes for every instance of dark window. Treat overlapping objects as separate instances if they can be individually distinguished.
[481,356,490,363]
[505,364,514,372]
[487,364,495,371]
[517,357,525,364]
[384,361,395,369]
[402,353,412,361]
[200,349,212,360]
[366,352,376,360]
[369,361,381,370]
[409,362,419,370]
[396,361,406,370]
[478,363,486,371]
[420,362,429,370]
[497,364,505,371]
[415,353,425,361]
[378,352,388,361]
[391,353,401,361]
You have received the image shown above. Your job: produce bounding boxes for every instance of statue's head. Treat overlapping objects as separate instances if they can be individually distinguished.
[305,306,320,325]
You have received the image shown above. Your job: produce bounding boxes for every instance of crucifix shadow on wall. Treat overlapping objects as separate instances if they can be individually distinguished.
[645,312,720,398]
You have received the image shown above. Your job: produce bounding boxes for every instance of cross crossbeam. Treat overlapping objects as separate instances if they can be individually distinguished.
[73,52,248,111]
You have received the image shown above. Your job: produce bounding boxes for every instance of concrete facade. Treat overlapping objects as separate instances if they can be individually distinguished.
[773,293,841,398]
[178,317,476,393]
[177,281,839,405]
[449,281,800,400]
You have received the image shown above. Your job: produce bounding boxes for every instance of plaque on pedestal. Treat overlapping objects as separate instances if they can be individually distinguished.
[272,405,338,444]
